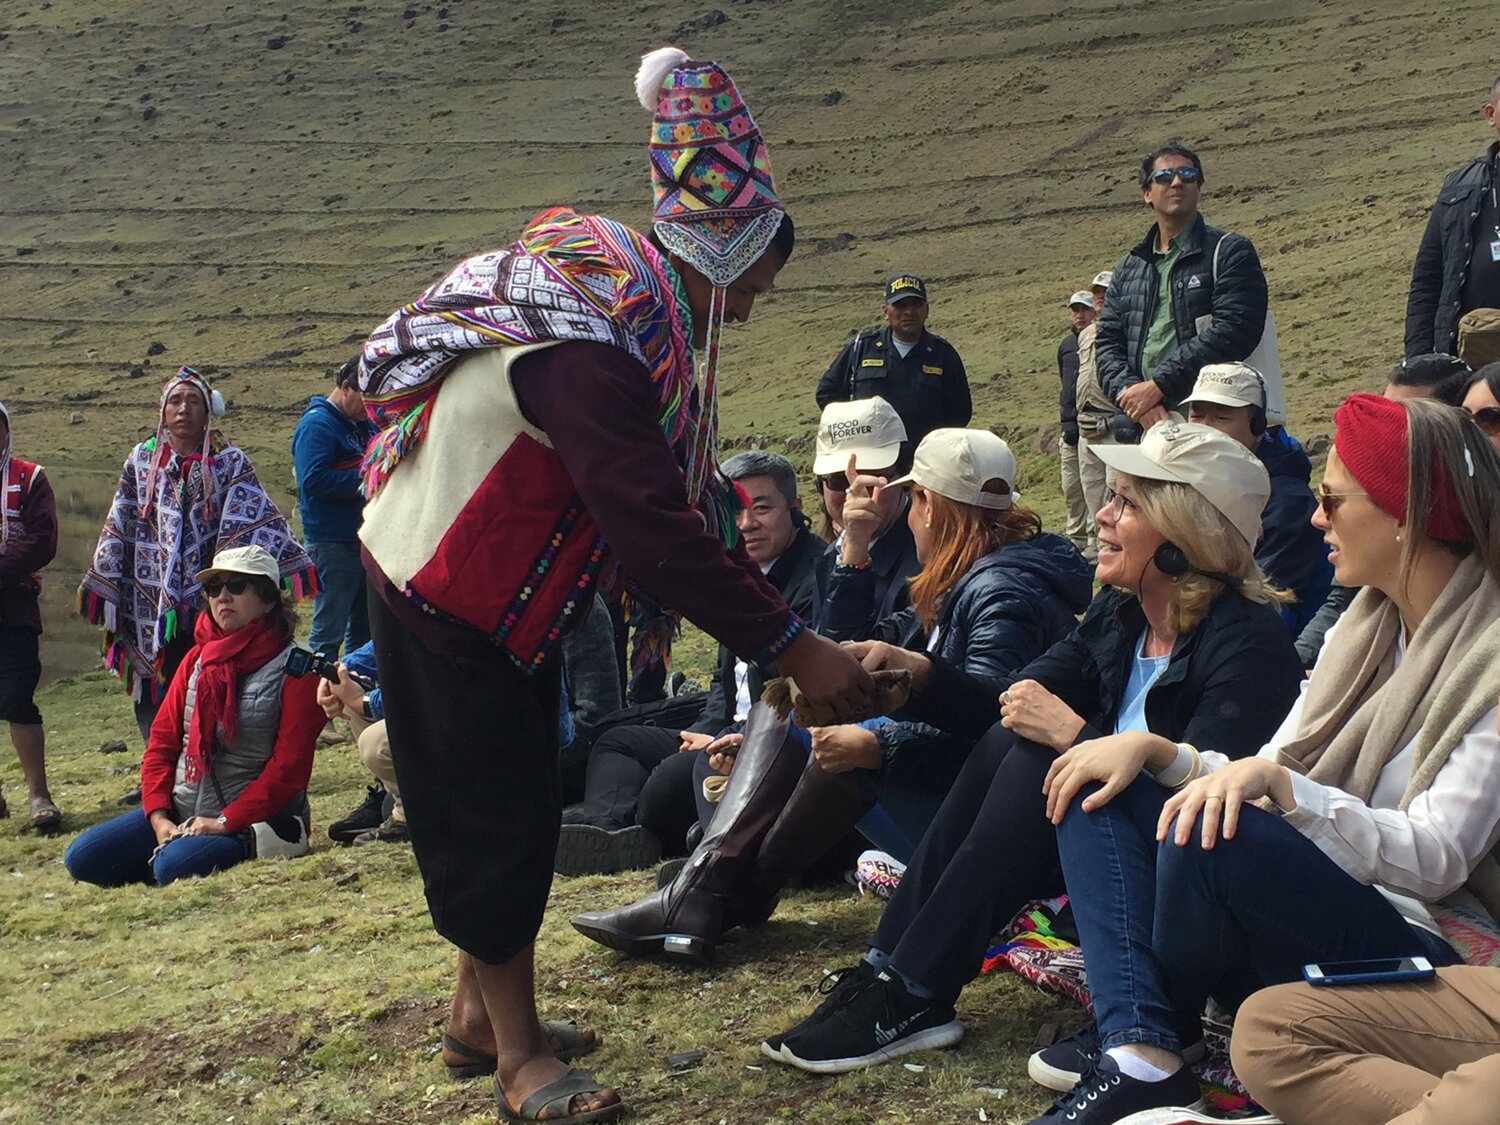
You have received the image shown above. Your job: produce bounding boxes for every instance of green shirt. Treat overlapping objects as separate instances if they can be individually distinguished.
[1140,230,1186,394]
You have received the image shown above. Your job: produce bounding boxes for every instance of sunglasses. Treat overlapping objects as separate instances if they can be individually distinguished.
[203,577,252,598]
[1468,406,1500,436]
[819,473,850,493]
[1148,166,1203,186]
[1316,487,1368,519]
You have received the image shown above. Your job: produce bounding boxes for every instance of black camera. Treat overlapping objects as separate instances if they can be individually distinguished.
[285,646,374,689]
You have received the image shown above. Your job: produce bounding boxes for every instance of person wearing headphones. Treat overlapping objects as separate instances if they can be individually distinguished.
[1183,363,1333,635]
[763,423,1302,1077]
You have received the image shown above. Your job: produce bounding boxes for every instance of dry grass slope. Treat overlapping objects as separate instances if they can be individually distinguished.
[2,0,1497,1121]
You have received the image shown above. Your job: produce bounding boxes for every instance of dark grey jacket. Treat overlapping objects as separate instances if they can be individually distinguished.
[1404,142,1500,357]
[1097,214,1269,411]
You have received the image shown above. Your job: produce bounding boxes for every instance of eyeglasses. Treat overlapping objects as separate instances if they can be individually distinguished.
[819,473,849,493]
[1468,406,1500,436]
[1102,486,1139,519]
[1148,166,1202,186]
[203,577,251,598]
[1316,487,1368,519]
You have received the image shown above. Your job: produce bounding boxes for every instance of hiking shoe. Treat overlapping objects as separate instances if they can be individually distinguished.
[1030,1022,1207,1092]
[116,784,143,807]
[318,721,348,746]
[777,971,962,1074]
[352,816,409,846]
[1023,1056,1203,1124]
[554,824,662,876]
[329,783,388,843]
[1112,1109,1282,1124]
[761,960,878,1060]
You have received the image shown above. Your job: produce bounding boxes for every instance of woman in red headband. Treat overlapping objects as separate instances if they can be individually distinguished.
[1014,394,1500,1125]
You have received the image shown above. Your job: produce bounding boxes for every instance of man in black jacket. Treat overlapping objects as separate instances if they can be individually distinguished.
[1405,73,1500,361]
[555,450,822,874]
[1059,291,1096,556]
[1097,143,1269,434]
[814,274,971,449]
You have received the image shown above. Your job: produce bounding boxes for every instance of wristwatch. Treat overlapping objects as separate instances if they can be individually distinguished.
[361,694,374,721]
[215,814,228,828]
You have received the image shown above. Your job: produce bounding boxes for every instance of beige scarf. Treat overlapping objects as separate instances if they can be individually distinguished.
[1275,554,1500,803]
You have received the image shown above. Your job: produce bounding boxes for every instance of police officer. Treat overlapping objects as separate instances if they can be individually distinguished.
[815,273,972,449]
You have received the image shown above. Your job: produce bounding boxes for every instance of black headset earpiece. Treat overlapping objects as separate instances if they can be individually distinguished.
[1152,542,1241,589]
[1249,405,1267,437]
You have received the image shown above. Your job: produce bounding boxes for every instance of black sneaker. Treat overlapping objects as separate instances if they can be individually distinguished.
[1023,1055,1204,1125]
[761,961,877,1061]
[777,971,963,1074]
[116,784,143,807]
[1030,1022,1208,1093]
[554,824,662,876]
[329,783,388,843]
[352,816,410,846]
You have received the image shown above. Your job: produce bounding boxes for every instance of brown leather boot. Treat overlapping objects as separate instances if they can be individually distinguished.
[570,704,802,964]
[752,754,874,896]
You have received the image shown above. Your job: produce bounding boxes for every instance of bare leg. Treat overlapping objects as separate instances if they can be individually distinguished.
[470,945,618,1116]
[9,724,51,804]
[444,951,599,1065]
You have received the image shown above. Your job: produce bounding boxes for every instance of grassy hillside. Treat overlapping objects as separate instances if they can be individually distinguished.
[2,0,1497,1121]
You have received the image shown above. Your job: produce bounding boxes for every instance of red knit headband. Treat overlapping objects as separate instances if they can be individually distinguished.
[1332,392,1470,542]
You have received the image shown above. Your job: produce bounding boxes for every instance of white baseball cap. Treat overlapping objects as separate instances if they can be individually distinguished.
[1089,421,1269,544]
[813,396,908,476]
[1183,362,1267,410]
[1067,290,1094,308]
[195,544,281,586]
[1091,270,1113,289]
[887,428,1020,510]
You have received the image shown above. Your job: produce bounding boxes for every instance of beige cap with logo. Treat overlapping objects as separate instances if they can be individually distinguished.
[1183,362,1268,410]
[813,396,908,476]
[887,428,1020,510]
[1091,270,1113,289]
[1067,290,1094,308]
[1090,421,1269,544]
[195,544,282,586]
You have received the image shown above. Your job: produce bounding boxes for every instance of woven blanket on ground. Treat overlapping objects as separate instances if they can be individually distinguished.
[981,897,1262,1114]
[80,435,316,703]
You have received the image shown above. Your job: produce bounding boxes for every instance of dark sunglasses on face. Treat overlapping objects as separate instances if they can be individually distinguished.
[203,577,251,598]
[1316,487,1368,519]
[1468,406,1500,436]
[1149,166,1202,186]
[819,473,849,493]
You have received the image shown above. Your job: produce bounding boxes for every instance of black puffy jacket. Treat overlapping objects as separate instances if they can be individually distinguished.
[851,532,1093,788]
[908,584,1302,758]
[1096,214,1270,411]
[1404,142,1499,357]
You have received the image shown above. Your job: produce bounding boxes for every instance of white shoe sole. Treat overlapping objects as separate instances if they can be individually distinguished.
[1111,1108,1279,1124]
[778,1019,964,1074]
[1027,1051,1083,1092]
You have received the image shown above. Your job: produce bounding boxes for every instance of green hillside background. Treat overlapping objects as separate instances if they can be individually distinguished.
[1,0,1495,1121]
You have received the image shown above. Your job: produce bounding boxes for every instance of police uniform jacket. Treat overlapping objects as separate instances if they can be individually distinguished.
[815,326,972,446]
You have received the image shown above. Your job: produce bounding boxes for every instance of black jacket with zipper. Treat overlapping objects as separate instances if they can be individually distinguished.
[1096,214,1269,413]
[1405,142,1500,357]
[814,326,971,448]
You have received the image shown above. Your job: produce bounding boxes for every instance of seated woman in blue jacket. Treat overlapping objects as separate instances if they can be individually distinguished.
[571,429,1092,964]
[763,422,1303,1077]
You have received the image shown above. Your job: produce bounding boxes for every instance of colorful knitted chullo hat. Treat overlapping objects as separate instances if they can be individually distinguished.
[636,46,785,288]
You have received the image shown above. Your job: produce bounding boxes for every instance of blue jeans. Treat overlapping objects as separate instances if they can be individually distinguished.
[306,541,370,660]
[1056,775,1459,1054]
[64,809,247,887]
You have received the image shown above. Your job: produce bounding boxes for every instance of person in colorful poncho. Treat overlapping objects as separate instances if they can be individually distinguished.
[80,367,318,747]
[357,47,872,1123]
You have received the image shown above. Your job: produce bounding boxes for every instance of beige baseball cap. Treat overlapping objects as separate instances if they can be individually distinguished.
[1067,290,1094,308]
[195,545,281,586]
[887,428,1020,510]
[1090,421,1269,544]
[1183,362,1267,410]
[813,396,908,476]
[1091,270,1113,289]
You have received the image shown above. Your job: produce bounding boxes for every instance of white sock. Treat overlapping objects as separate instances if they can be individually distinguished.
[1104,1046,1178,1082]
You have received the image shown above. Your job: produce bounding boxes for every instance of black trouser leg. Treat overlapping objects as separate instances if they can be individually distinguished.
[637,749,701,856]
[579,725,679,830]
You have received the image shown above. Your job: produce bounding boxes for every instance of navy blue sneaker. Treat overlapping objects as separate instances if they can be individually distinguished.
[1024,1055,1203,1124]
[1030,1022,1207,1093]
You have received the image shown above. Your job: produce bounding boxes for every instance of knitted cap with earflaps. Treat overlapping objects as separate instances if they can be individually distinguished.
[637,46,785,287]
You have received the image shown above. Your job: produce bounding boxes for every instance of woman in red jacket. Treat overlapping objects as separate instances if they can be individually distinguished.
[65,546,324,886]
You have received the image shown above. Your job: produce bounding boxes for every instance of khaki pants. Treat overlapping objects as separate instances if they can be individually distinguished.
[1231,967,1500,1125]
[1077,429,1114,552]
[1059,439,1093,559]
[348,714,404,823]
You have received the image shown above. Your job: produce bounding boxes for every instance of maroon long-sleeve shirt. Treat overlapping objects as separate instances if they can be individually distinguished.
[0,462,58,634]
[369,341,796,665]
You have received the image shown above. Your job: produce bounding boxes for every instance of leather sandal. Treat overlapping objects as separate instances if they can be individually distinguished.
[493,1067,624,1123]
[443,1022,601,1079]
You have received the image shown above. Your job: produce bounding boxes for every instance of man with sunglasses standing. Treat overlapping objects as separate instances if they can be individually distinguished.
[1096,143,1270,438]
[1405,74,1500,367]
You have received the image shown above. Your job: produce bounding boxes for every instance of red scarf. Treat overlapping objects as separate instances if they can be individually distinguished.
[182,611,287,783]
